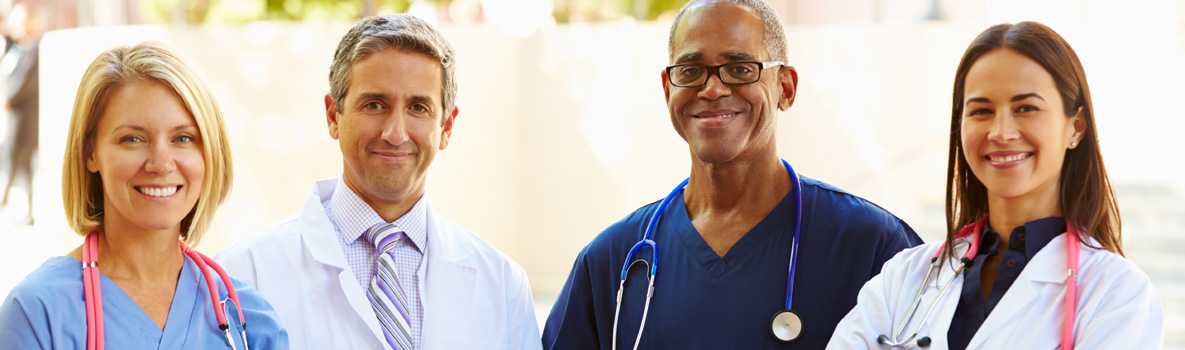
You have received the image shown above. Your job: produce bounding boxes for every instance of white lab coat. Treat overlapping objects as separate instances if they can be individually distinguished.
[827,233,1163,349]
[219,180,542,350]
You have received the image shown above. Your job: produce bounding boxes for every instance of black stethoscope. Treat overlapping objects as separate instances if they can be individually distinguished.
[611,159,805,350]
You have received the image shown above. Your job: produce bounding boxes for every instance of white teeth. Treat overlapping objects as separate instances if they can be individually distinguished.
[137,186,179,198]
[989,153,1031,163]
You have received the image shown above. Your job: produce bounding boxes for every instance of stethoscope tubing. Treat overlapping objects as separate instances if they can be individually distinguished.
[82,232,250,350]
[613,159,802,349]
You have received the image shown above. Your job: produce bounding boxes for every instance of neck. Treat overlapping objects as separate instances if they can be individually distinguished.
[986,183,1061,248]
[684,152,788,217]
[96,216,185,283]
[343,176,422,222]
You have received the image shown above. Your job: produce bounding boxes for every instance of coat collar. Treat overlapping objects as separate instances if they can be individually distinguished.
[964,233,1098,349]
[299,179,349,270]
[296,179,482,347]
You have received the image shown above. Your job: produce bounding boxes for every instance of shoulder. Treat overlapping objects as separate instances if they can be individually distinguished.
[219,216,312,267]
[227,277,290,348]
[432,213,529,283]
[800,176,920,242]
[1079,245,1157,294]
[2,257,81,316]
[882,241,941,271]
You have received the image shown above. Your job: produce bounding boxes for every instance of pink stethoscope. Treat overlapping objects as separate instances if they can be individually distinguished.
[876,218,1080,349]
[81,232,250,350]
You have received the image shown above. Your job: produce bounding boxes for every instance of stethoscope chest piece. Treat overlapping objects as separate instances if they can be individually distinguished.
[770,309,803,342]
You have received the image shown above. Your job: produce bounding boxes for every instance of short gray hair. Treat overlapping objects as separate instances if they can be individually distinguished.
[668,0,788,63]
[328,15,456,120]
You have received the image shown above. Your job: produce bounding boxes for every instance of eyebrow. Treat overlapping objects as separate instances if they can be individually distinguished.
[674,52,702,64]
[721,51,758,61]
[964,93,1046,106]
[356,92,437,107]
[673,51,760,65]
[1010,93,1045,102]
[114,124,197,133]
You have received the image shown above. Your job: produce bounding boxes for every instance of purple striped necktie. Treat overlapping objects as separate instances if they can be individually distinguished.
[366,222,414,350]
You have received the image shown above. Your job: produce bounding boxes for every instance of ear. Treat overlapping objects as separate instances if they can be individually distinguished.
[439,106,459,150]
[86,150,99,173]
[777,66,798,111]
[324,94,341,140]
[661,69,671,100]
[1068,106,1086,149]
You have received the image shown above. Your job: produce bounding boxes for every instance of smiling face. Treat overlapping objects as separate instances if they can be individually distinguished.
[663,2,795,164]
[960,48,1084,202]
[87,79,205,234]
[326,48,457,210]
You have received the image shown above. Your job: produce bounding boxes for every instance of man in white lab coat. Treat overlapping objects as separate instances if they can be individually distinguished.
[219,15,540,350]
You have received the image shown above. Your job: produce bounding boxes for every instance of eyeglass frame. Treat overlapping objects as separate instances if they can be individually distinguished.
[664,60,787,88]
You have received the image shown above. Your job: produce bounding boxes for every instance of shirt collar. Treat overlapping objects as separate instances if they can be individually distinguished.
[327,178,429,252]
[981,216,1064,259]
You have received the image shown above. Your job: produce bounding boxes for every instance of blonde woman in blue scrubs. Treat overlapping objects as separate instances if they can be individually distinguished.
[0,43,287,349]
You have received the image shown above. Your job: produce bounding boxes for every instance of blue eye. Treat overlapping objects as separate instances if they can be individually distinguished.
[120,135,145,144]
[175,135,194,143]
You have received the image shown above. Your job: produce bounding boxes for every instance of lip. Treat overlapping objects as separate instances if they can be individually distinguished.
[133,184,183,200]
[371,150,416,161]
[691,109,742,128]
[982,151,1033,169]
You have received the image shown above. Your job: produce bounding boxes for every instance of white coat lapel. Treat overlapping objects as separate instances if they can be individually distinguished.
[298,180,388,346]
[420,206,477,347]
[966,233,1072,349]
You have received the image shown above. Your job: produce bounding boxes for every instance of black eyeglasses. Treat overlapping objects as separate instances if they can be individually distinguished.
[665,61,785,88]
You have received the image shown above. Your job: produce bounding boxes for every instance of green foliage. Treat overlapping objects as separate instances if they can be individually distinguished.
[142,0,688,24]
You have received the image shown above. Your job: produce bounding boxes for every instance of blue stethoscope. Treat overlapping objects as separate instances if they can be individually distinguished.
[611,159,805,350]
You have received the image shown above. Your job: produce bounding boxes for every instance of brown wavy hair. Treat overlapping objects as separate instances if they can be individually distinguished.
[943,21,1122,261]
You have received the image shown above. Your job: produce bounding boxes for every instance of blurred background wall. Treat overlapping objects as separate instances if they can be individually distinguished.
[1,0,1182,346]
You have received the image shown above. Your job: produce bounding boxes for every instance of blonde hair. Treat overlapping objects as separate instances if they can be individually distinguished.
[62,43,232,246]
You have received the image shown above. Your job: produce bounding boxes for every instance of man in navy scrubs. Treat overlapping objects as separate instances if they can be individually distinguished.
[542,1,923,348]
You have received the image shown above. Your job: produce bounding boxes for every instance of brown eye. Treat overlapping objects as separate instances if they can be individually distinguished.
[410,103,431,115]
[363,101,386,112]
[1016,105,1040,113]
[967,108,992,117]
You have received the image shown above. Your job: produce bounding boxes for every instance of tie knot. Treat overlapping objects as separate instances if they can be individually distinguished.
[366,223,403,253]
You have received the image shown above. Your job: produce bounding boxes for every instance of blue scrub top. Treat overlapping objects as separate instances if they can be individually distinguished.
[543,176,922,349]
[0,255,288,349]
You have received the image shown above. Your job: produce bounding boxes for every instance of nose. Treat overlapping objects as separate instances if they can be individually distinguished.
[696,69,732,101]
[143,141,177,174]
[987,112,1020,144]
[379,113,410,146]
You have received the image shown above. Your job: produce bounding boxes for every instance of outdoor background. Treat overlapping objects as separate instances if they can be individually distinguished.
[1,0,1182,347]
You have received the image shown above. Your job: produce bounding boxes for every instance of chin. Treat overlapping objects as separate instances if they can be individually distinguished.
[691,144,744,164]
[981,180,1036,200]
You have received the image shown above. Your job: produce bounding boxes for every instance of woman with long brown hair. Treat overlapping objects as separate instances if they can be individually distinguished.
[827,22,1163,349]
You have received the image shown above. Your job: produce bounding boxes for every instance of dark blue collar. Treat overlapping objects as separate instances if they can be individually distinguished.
[981,216,1064,259]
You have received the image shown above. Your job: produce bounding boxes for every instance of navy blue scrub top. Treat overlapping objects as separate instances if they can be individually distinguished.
[543,176,922,349]
[947,216,1064,350]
